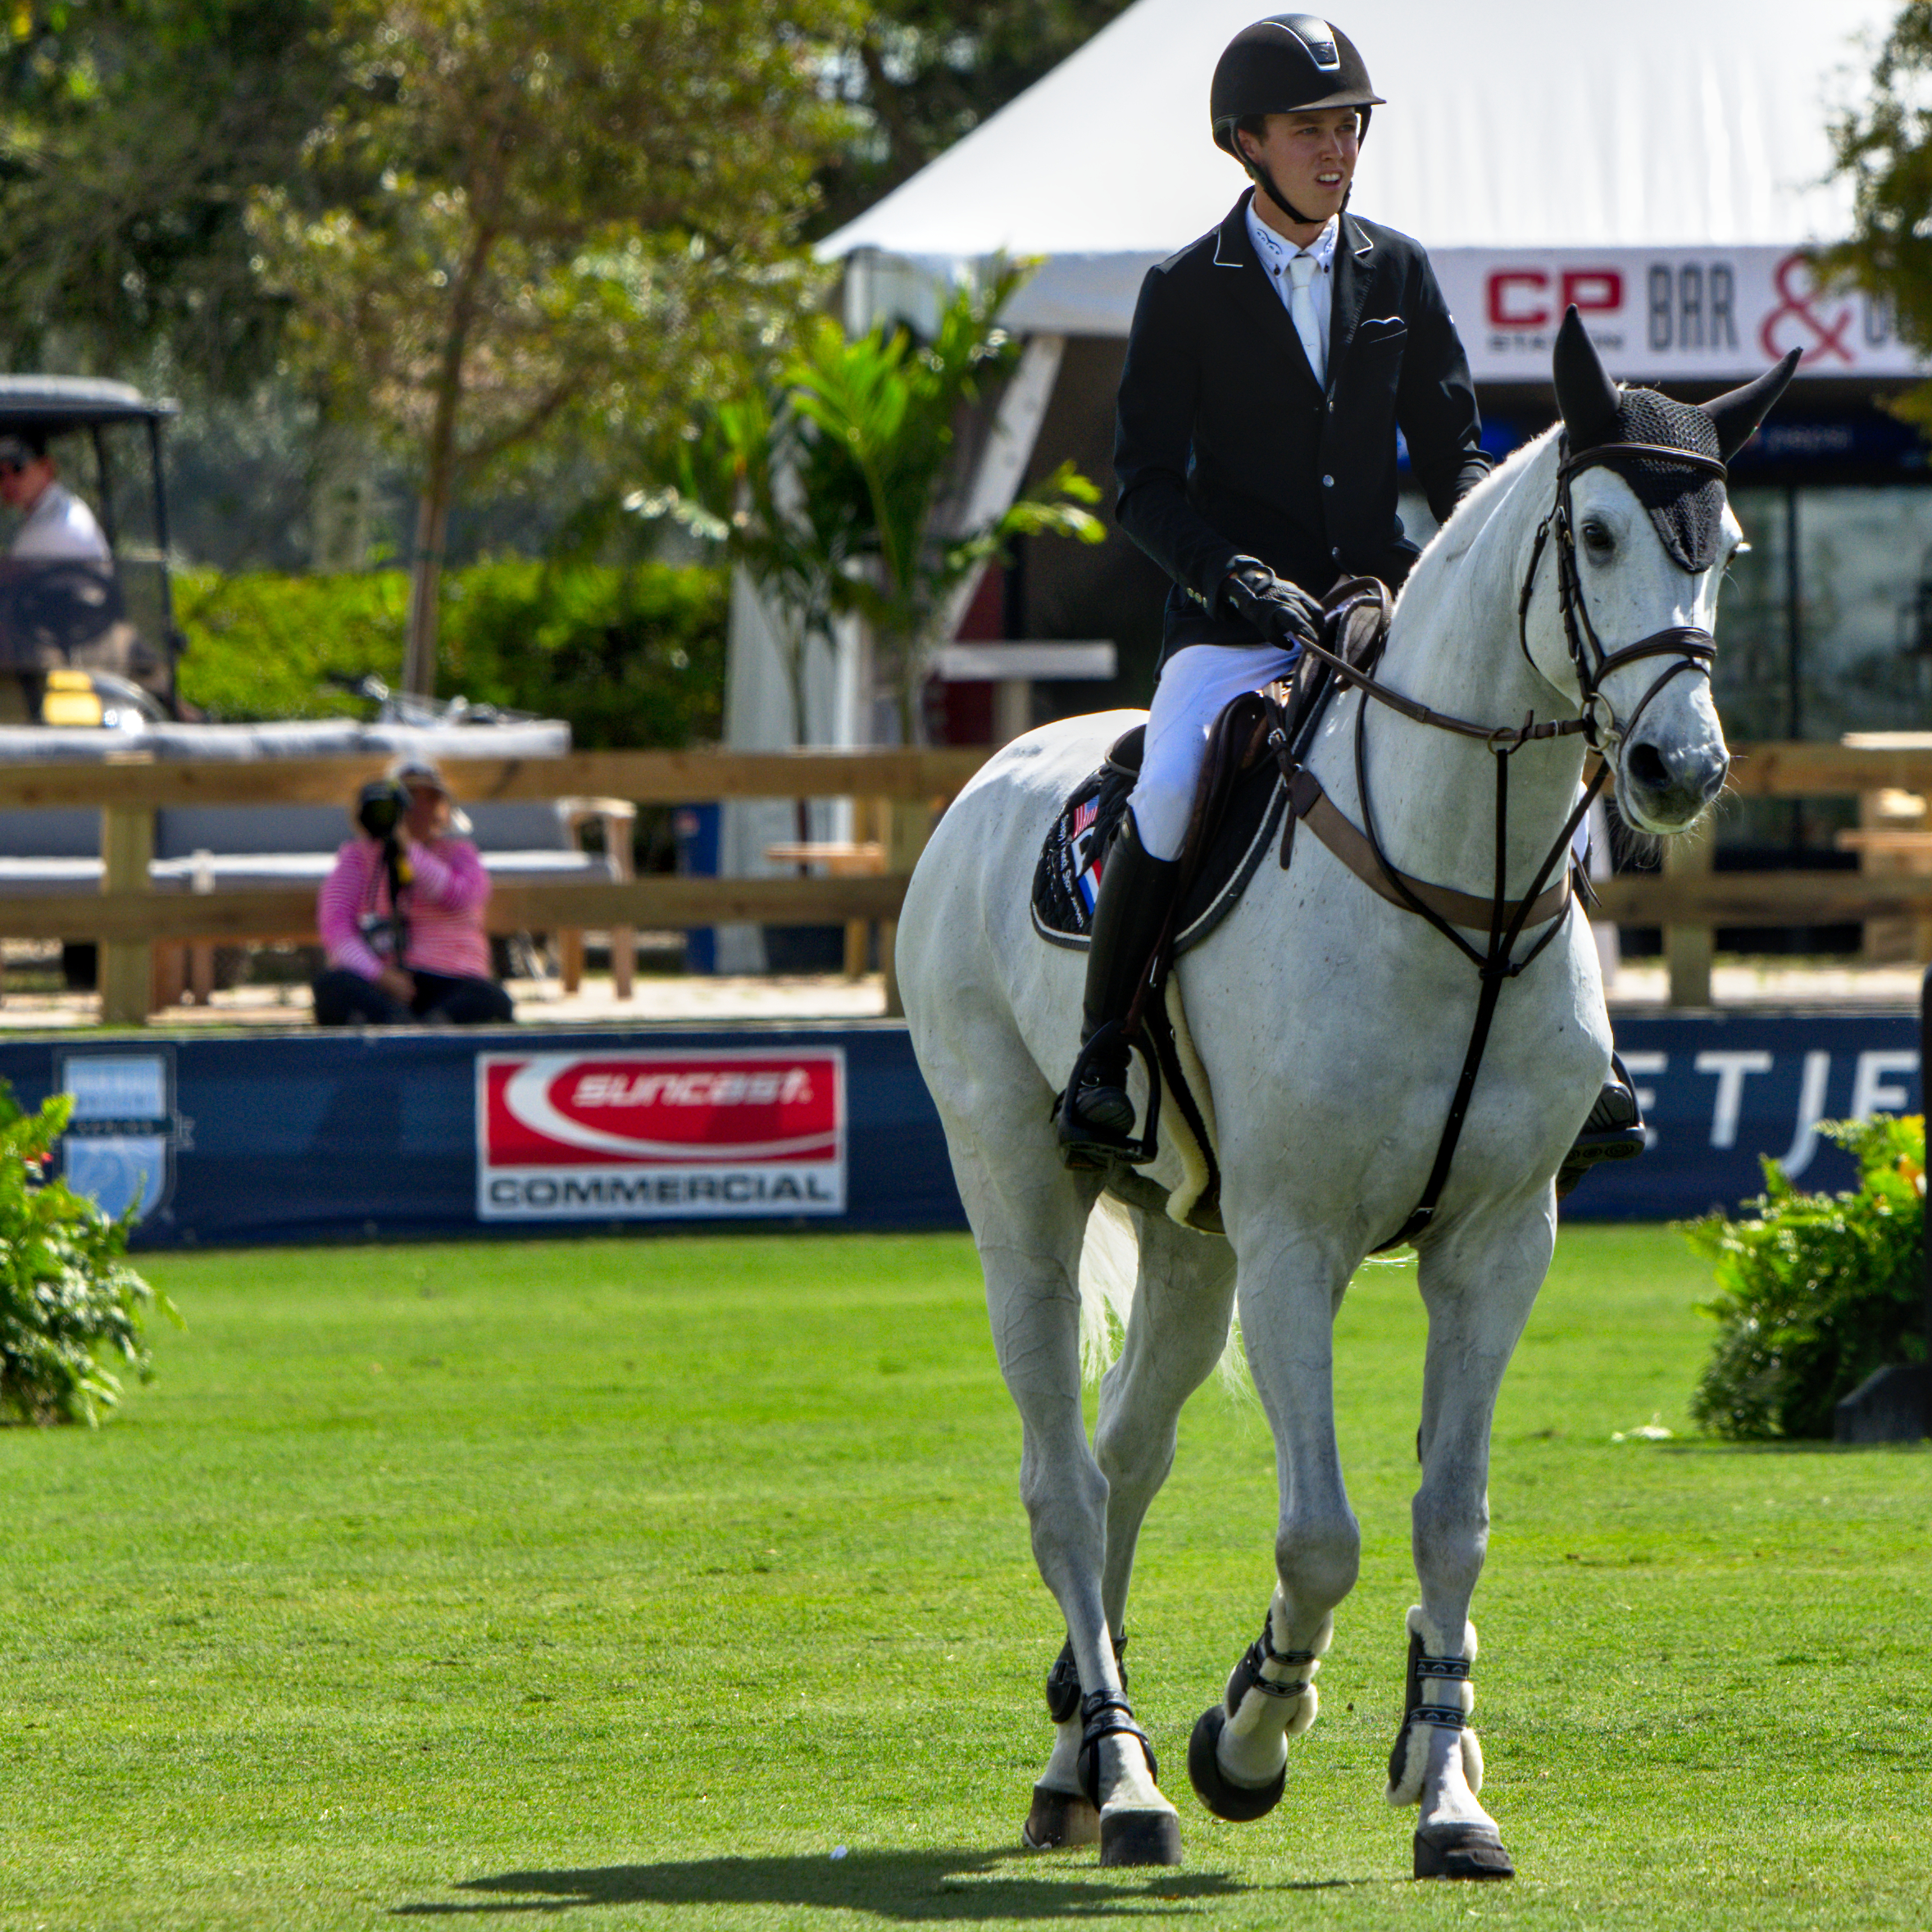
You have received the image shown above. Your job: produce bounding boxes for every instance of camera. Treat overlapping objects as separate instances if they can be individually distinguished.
[357,779,411,842]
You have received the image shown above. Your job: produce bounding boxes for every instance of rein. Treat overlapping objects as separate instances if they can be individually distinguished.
[1281,433,1725,1250]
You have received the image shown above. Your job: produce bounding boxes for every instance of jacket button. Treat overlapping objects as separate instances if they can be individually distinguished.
[1322,475,1334,488]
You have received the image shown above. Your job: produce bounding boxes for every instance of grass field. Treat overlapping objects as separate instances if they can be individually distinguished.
[0,1223,1927,1931]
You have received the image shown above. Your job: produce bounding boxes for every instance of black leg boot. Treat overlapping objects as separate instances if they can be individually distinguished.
[1057,812,1181,1170]
[1555,1051,1647,1199]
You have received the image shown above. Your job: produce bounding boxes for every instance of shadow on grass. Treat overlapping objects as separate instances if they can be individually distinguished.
[393,1847,1371,1919]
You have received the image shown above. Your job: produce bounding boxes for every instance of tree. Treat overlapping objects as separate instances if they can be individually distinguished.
[249,0,861,694]
[644,384,871,756]
[814,1,1136,236]
[649,269,1103,748]
[0,0,340,389]
[785,269,1103,743]
[1821,2,1932,429]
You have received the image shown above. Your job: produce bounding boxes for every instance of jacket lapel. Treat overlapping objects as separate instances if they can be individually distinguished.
[1326,211,1377,393]
[1215,190,1325,398]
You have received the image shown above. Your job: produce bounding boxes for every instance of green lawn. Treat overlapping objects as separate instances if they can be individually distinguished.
[0,1224,1926,1930]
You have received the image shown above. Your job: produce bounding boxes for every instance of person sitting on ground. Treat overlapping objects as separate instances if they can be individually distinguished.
[0,434,111,562]
[312,759,514,1026]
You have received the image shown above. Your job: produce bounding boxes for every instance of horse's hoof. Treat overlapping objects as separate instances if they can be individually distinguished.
[1022,1784,1100,1851]
[1099,1808,1183,1867]
[1413,1822,1514,1880]
[1186,1703,1285,1822]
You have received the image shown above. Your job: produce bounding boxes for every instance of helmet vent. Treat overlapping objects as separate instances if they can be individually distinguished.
[1272,14,1341,70]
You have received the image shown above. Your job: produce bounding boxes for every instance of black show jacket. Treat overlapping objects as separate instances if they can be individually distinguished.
[1113,191,1491,662]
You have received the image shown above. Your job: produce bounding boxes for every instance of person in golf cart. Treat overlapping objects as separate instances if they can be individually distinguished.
[1057,11,1644,1195]
[0,431,110,564]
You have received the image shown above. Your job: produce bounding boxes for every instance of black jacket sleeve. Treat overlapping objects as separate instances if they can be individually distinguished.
[1112,265,1242,611]
[1394,252,1490,525]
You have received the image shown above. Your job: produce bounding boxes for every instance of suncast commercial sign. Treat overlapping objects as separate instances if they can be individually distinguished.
[476,1047,847,1221]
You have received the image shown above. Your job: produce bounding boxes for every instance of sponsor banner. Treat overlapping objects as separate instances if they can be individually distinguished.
[476,1046,847,1221]
[0,1014,1916,1248]
[1575,1012,1921,1221]
[56,1047,192,1225]
[1432,247,1914,385]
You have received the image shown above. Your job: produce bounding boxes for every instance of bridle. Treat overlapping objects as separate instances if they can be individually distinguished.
[1281,430,1730,1248]
[1518,434,1728,758]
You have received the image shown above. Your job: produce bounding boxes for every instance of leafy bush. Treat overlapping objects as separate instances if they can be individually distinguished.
[175,561,727,748]
[1684,1115,1925,1440]
[175,569,411,721]
[436,559,726,749]
[0,1086,175,1427]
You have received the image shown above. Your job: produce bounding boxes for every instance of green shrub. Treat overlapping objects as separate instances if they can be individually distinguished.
[175,569,412,722]
[0,1085,176,1427]
[175,561,727,749]
[437,559,726,749]
[1683,1114,1925,1440]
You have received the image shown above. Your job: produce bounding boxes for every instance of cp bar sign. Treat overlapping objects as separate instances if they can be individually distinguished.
[476,1047,846,1221]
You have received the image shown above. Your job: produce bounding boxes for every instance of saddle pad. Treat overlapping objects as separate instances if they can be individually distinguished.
[1031,751,1286,956]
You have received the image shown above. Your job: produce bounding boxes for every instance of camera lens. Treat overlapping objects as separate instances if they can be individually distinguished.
[357,779,407,839]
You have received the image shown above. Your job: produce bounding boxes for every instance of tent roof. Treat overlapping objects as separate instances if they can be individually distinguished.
[821,0,1887,265]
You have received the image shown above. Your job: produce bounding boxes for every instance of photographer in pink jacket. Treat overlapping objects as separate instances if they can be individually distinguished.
[312,759,513,1026]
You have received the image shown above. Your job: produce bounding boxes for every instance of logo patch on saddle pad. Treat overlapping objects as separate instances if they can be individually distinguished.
[1030,754,1288,953]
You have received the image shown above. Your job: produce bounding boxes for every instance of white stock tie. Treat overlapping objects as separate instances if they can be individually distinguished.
[1287,253,1325,389]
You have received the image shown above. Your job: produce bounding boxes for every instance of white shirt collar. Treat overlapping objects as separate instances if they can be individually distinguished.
[1245,202,1339,275]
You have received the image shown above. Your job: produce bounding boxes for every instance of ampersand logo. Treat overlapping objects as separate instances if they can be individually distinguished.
[1759,252,1855,366]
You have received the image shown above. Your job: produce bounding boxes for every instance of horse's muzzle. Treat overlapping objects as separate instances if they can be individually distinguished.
[1619,735,1728,833]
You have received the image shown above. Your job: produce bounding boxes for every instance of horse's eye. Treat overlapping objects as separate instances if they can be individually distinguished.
[1580,518,1614,555]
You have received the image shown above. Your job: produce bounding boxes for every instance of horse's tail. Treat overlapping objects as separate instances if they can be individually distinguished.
[1077,1192,1142,1385]
[1076,1193,1248,1396]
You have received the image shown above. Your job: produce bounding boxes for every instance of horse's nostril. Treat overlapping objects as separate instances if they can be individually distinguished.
[1625,742,1670,793]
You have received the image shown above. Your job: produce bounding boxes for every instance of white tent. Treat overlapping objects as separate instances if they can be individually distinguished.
[821,0,1899,364]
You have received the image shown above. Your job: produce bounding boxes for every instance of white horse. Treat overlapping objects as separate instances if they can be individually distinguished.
[896,315,1798,1878]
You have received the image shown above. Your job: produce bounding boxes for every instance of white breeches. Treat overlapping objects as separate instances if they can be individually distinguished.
[1129,643,1302,861]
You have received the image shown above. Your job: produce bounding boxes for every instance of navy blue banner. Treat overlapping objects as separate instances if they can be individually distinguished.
[0,1010,1916,1248]
[1573,1011,1920,1221]
[0,1025,963,1248]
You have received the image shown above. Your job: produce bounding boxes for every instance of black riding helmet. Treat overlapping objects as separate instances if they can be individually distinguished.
[1211,15,1384,224]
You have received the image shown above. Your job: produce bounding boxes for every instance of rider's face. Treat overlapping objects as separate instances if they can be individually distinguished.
[1240,108,1360,231]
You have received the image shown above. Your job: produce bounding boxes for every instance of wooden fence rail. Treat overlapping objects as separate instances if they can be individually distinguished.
[0,746,992,811]
[0,739,1925,1023]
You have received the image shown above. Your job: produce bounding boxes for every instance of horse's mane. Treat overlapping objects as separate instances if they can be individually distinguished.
[1391,426,1559,634]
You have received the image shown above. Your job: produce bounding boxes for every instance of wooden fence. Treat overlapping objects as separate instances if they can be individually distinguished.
[1,739,1929,1024]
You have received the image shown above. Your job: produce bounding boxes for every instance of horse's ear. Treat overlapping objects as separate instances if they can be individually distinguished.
[1552,306,1621,450]
[1703,348,1802,463]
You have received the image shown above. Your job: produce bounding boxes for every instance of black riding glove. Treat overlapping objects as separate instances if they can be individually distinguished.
[1218,557,1324,651]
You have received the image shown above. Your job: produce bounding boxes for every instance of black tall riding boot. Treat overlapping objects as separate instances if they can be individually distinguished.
[1057,811,1181,1168]
[1555,1052,1647,1199]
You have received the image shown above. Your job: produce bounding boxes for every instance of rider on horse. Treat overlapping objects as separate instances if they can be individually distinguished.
[1059,11,1644,1193]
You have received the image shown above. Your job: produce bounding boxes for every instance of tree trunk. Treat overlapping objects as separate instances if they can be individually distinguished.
[402,487,453,696]
[401,224,495,696]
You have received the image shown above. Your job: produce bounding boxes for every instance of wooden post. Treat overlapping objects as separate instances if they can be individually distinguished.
[1663,818,1714,1008]
[880,798,935,1019]
[844,798,878,980]
[99,804,155,1025]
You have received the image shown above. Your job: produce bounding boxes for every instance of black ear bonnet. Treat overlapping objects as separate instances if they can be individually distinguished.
[1551,305,1800,575]
[1578,388,1725,575]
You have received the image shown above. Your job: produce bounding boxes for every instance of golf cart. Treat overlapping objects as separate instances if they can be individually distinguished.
[0,375,184,727]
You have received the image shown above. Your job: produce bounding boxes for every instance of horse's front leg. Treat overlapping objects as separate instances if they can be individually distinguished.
[1389,1207,1552,1880]
[1187,1230,1361,1824]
